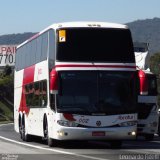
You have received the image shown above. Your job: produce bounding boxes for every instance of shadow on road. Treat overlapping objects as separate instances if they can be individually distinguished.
[24,135,160,150]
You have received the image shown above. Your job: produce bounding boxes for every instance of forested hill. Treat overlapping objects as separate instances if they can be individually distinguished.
[0,32,36,45]
[126,17,160,54]
[0,17,160,54]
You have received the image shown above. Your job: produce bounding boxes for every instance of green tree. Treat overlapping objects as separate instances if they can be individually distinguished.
[150,52,160,75]
[3,65,12,76]
[150,52,160,105]
[0,66,14,121]
[0,66,14,104]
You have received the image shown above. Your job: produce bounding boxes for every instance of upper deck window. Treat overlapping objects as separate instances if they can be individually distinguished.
[133,42,148,53]
[134,47,147,52]
[56,28,135,63]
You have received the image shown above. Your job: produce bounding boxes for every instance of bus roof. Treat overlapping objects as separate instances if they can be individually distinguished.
[17,21,128,48]
[49,21,128,30]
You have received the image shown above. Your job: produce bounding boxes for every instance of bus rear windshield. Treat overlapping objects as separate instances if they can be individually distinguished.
[56,28,135,63]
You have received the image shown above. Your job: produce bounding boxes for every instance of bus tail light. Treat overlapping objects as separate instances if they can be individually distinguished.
[138,70,148,95]
[50,69,58,94]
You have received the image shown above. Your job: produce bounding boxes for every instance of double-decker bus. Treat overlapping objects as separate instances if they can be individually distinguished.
[14,22,138,148]
[134,42,159,140]
[137,69,159,140]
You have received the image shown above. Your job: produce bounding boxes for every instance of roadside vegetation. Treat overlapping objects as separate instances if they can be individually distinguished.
[0,66,14,122]
[150,52,160,105]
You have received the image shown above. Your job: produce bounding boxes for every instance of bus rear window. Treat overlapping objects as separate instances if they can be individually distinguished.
[56,28,135,63]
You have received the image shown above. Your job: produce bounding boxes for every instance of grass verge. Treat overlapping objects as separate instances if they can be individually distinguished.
[0,101,13,122]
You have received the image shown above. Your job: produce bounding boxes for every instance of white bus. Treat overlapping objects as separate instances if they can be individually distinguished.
[14,22,138,148]
[134,42,159,140]
[137,69,159,140]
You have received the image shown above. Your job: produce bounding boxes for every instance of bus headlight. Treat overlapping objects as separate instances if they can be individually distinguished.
[119,121,137,127]
[57,120,78,127]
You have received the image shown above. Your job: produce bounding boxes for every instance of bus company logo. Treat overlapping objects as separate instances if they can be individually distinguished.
[38,68,42,75]
[96,121,101,127]
[118,115,134,120]
[112,115,134,123]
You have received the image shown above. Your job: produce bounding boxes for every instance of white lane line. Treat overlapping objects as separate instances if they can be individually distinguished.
[0,135,109,160]
[0,123,13,127]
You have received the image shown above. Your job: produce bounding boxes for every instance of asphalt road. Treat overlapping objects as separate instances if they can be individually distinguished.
[0,123,160,160]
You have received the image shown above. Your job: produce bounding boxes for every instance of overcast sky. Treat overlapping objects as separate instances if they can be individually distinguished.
[0,0,160,35]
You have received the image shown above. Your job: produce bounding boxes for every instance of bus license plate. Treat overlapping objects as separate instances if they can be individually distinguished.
[92,131,105,136]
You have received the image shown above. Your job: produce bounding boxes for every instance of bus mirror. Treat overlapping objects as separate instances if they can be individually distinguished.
[50,69,58,94]
[138,70,148,95]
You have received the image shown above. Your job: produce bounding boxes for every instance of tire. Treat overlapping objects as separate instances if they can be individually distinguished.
[48,137,54,147]
[21,116,30,142]
[19,116,22,139]
[145,134,154,141]
[43,116,55,147]
[110,141,122,149]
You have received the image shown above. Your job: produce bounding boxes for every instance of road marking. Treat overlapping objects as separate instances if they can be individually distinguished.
[0,135,109,160]
[0,123,13,127]
[0,123,110,160]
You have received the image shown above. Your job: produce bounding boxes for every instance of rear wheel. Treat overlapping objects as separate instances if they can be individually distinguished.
[21,116,30,142]
[48,137,54,147]
[43,116,56,147]
[19,116,22,139]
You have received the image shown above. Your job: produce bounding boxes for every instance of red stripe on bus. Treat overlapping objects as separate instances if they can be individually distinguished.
[55,64,136,69]
[23,65,35,85]
[19,65,35,114]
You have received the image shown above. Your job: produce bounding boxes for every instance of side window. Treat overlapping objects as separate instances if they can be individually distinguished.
[25,44,30,68]
[30,39,37,66]
[19,48,23,70]
[49,29,55,69]
[43,81,47,106]
[40,80,47,107]
[17,47,21,70]
[32,82,40,106]
[25,85,30,106]
[36,36,42,63]
[15,48,20,70]
[25,83,34,106]
[16,45,28,71]
[41,32,48,61]
[29,83,34,106]
[16,31,49,71]
[25,80,47,108]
